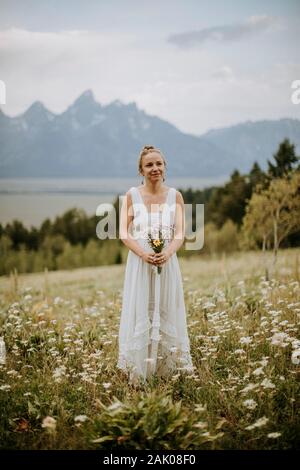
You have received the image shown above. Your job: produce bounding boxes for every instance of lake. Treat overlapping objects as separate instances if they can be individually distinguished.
[0,176,228,228]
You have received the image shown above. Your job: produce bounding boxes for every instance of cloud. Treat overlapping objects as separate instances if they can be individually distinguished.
[0,27,139,110]
[211,66,235,82]
[0,27,136,59]
[0,24,297,135]
[167,15,283,49]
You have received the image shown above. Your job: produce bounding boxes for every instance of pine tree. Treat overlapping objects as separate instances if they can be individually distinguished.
[249,161,268,190]
[267,138,300,178]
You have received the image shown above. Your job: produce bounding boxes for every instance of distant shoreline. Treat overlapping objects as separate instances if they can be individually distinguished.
[0,176,228,228]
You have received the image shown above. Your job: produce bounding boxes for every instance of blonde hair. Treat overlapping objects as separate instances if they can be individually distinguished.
[138,145,167,179]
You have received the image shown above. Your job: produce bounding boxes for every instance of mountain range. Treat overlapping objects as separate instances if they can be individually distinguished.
[0,89,299,178]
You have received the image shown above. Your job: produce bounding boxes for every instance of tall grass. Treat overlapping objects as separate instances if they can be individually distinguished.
[0,249,299,449]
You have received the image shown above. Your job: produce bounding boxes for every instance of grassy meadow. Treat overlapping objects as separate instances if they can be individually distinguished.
[0,249,299,450]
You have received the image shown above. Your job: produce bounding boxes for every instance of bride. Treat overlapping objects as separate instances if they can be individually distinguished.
[117,145,194,385]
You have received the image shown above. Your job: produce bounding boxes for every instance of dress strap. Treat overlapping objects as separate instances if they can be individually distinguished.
[129,187,146,219]
[129,186,139,205]
[168,187,176,207]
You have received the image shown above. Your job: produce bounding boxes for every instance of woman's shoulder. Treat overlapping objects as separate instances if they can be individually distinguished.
[123,188,134,205]
[125,186,136,195]
[175,190,184,204]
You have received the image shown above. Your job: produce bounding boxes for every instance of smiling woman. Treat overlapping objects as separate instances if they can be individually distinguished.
[117,145,194,386]
[138,145,167,185]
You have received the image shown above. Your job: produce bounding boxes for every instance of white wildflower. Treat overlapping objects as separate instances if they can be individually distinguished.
[270,332,289,347]
[234,349,246,355]
[243,399,258,410]
[203,302,216,309]
[245,416,269,430]
[107,402,124,411]
[267,432,281,438]
[42,416,56,430]
[291,339,300,349]
[74,415,88,423]
[259,358,269,367]
[261,378,275,389]
[0,384,11,391]
[52,365,67,383]
[291,349,300,365]
[53,296,63,305]
[240,336,252,345]
[252,367,264,376]
[240,383,260,394]
[103,382,111,389]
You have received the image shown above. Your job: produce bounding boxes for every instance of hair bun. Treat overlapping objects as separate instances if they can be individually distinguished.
[143,145,154,150]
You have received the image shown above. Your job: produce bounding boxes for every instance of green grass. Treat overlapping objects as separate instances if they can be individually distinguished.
[0,249,299,449]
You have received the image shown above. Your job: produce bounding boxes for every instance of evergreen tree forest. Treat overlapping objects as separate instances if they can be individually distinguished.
[0,139,299,275]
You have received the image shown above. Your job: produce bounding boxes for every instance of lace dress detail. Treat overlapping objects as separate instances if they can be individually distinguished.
[117,186,194,384]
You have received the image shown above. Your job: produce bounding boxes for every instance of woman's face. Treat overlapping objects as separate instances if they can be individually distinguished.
[141,152,165,182]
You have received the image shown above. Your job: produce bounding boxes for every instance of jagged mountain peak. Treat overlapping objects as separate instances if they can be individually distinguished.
[73,89,97,107]
[105,99,139,111]
[62,89,103,126]
[22,100,55,123]
[0,94,299,178]
[24,100,47,115]
[111,98,123,107]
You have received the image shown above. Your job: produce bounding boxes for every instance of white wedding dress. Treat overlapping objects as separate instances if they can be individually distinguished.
[117,186,194,384]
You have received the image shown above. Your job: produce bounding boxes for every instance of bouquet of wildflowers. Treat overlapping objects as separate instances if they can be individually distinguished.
[148,236,164,274]
[147,223,170,275]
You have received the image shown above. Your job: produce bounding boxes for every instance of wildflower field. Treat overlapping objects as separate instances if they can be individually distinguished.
[0,249,299,450]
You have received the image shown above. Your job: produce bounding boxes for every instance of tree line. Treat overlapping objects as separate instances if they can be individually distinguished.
[0,138,299,275]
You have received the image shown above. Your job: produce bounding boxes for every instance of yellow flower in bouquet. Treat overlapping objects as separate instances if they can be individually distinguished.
[147,229,165,275]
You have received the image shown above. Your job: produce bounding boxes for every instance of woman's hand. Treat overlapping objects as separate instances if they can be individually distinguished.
[153,250,171,266]
[141,252,158,265]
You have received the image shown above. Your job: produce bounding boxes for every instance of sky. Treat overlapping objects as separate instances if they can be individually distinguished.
[0,0,299,135]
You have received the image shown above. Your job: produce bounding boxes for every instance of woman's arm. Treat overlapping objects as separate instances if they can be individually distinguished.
[119,191,156,266]
[154,191,185,266]
[164,190,185,258]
